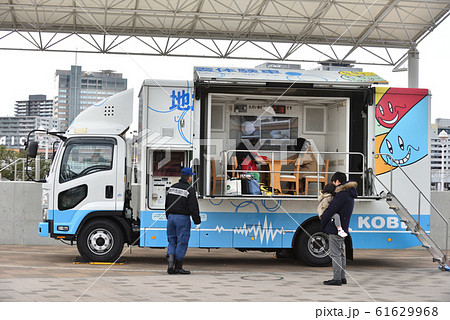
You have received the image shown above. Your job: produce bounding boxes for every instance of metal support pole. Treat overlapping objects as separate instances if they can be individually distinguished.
[442,142,445,191]
[35,155,40,181]
[418,194,421,226]
[408,47,419,88]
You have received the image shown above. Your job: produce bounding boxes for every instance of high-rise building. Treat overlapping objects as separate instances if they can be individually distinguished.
[54,66,127,131]
[14,94,53,118]
[431,118,450,190]
[0,116,61,151]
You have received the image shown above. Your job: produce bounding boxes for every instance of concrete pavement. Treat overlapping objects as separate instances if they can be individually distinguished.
[0,245,448,302]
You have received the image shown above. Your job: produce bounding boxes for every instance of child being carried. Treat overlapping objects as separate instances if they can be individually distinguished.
[317,183,348,238]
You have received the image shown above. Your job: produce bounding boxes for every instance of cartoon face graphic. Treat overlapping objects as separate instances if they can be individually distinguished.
[376,88,428,128]
[379,97,428,167]
[376,101,407,128]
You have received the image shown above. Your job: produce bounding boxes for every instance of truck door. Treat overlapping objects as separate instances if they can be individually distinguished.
[148,149,189,209]
[52,137,118,235]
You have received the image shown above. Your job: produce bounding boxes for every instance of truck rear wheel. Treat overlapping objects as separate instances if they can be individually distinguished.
[77,219,124,262]
[294,220,331,267]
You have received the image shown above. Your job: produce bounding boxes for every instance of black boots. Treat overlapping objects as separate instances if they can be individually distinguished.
[174,260,190,274]
[167,256,190,274]
[167,254,175,274]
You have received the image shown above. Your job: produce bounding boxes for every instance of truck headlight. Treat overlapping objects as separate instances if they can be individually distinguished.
[42,192,49,220]
[42,208,48,221]
[42,192,49,209]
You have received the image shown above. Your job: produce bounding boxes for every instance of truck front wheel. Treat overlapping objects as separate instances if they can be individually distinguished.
[294,220,331,267]
[77,219,124,262]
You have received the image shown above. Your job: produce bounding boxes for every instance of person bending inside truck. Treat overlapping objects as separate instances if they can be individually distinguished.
[236,138,265,170]
[165,167,201,275]
[320,172,357,286]
[236,121,265,172]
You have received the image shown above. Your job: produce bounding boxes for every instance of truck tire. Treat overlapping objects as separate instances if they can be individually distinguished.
[294,220,331,267]
[77,219,124,262]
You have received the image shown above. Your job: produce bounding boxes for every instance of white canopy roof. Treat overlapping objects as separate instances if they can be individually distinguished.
[0,0,448,67]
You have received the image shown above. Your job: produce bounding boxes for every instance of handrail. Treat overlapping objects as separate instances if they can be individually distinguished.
[218,150,365,196]
[0,158,25,173]
[0,158,27,181]
[373,153,449,263]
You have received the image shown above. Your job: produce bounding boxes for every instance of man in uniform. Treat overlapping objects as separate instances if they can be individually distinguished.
[165,167,201,274]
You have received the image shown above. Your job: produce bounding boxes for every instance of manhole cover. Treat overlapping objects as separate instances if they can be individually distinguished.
[241,274,284,281]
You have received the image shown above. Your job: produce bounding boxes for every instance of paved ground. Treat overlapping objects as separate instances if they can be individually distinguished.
[0,245,449,302]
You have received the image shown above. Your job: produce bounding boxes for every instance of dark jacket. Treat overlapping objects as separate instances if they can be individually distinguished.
[320,181,358,235]
[236,141,257,170]
[165,178,201,225]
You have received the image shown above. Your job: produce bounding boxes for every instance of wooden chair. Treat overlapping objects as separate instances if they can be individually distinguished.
[303,159,329,195]
[211,157,225,195]
[230,156,238,178]
[279,158,302,195]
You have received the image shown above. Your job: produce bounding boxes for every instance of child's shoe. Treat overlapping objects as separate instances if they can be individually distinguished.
[338,229,348,238]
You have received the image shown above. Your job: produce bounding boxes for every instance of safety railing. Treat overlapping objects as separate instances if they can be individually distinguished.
[0,156,51,181]
[373,153,449,264]
[211,150,365,196]
[0,158,26,181]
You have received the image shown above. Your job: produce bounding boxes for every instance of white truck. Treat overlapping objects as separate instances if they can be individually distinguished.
[31,66,448,268]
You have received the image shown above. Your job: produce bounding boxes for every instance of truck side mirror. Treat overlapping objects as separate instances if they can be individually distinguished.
[27,141,39,159]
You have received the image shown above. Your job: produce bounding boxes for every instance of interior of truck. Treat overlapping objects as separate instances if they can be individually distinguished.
[204,93,363,197]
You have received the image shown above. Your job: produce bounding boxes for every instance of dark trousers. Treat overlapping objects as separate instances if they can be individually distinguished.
[329,234,346,280]
[167,214,191,260]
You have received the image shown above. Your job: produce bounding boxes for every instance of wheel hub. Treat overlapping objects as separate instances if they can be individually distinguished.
[87,228,114,255]
[308,232,329,259]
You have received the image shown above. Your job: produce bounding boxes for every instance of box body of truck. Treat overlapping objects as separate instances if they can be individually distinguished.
[136,67,431,265]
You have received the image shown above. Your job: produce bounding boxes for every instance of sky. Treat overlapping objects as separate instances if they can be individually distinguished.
[0,16,449,128]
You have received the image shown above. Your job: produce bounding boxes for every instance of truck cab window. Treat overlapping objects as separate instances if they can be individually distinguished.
[59,142,114,183]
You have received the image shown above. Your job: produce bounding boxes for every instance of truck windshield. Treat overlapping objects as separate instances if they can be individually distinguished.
[59,142,113,183]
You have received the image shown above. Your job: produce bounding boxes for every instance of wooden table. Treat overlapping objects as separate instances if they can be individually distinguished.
[265,159,296,194]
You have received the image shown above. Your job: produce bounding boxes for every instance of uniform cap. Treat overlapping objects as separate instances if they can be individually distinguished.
[181,167,195,176]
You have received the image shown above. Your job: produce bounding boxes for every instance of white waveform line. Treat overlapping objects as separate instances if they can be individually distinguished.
[214,225,227,233]
[201,226,231,233]
[232,216,283,245]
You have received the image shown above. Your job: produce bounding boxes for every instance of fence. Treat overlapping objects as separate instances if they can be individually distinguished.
[0,156,49,181]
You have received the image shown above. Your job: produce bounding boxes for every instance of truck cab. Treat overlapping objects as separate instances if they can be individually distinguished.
[37,89,135,261]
